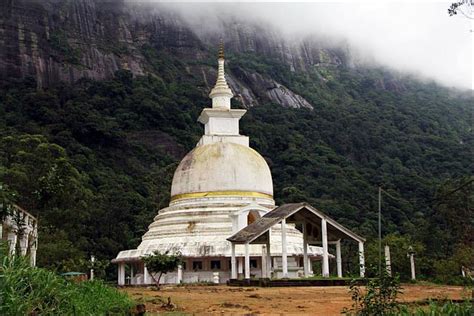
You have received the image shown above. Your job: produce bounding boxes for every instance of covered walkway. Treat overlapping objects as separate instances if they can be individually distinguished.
[227,203,365,280]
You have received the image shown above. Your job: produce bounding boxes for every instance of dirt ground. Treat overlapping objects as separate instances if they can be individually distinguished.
[122,283,468,315]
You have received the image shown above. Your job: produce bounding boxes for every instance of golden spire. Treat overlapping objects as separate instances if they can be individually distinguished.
[218,39,225,59]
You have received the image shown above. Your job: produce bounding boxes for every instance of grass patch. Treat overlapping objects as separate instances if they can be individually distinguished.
[0,247,135,315]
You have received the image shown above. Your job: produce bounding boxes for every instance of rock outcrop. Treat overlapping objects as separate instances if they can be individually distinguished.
[0,0,348,108]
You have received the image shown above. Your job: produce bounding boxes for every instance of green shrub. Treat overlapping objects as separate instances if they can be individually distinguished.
[65,280,135,315]
[433,244,474,285]
[342,271,402,315]
[0,245,134,315]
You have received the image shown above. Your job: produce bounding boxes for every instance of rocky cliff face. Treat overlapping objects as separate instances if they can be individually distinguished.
[0,0,351,108]
[1,0,145,87]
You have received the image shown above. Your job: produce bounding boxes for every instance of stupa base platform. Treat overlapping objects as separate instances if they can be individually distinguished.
[227,278,366,287]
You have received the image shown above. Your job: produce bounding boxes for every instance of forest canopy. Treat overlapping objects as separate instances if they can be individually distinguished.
[0,47,472,282]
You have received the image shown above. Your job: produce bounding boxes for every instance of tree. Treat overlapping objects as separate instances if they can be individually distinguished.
[142,251,182,288]
[448,0,473,19]
[433,244,474,284]
[433,177,473,247]
[0,183,16,222]
[0,135,93,268]
[0,134,91,216]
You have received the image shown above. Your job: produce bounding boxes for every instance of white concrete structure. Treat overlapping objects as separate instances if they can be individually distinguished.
[385,245,392,276]
[114,44,365,285]
[336,240,342,278]
[113,43,364,285]
[359,242,365,277]
[1,204,38,266]
[408,247,416,280]
[227,203,366,282]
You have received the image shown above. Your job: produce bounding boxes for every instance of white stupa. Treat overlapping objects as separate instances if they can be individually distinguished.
[114,43,324,285]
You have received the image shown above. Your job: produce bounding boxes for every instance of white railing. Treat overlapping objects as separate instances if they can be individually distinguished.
[1,204,38,266]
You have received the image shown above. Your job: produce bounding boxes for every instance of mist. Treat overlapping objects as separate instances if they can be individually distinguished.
[127,1,472,90]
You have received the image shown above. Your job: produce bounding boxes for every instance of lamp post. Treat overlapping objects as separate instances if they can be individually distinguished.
[377,186,401,277]
[378,187,382,277]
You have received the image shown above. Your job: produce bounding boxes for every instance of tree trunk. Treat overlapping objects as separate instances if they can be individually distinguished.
[157,272,163,287]
[149,272,163,290]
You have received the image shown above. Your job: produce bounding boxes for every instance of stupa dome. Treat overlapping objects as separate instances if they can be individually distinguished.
[170,142,273,201]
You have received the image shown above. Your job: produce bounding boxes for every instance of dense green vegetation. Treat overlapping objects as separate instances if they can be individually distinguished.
[0,46,472,282]
[343,271,473,315]
[0,243,134,315]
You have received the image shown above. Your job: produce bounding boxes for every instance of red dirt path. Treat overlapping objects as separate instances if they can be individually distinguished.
[123,284,467,315]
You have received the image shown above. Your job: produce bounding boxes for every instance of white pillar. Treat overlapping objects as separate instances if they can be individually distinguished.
[266,236,272,278]
[238,257,243,277]
[30,232,38,267]
[385,245,392,276]
[321,218,329,277]
[130,264,135,285]
[261,245,267,278]
[281,219,288,278]
[7,232,16,255]
[244,243,250,279]
[231,243,237,279]
[336,240,342,278]
[410,253,416,280]
[302,222,309,277]
[90,255,95,281]
[118,263,125,286]
[177,264,183,284]
[308,257,313,274]
[20,234,28,256]
[30,245,37,267]
[359,242,365,278]
[144,265,150,284]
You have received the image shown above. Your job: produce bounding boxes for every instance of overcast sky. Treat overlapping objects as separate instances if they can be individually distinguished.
[129,1,473,90]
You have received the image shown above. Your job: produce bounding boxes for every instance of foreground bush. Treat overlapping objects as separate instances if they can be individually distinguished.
[0,254,134,315]
[400,300,473,316]
[342,270,473,316]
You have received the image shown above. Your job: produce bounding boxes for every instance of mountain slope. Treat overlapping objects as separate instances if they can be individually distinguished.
[0,0,472,279]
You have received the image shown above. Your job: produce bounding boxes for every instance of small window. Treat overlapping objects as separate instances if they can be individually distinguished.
[181,262,187,270]
[250,259,258,268]
[299,257,304,267]
[210,260,221,270]
[192,261,203,271]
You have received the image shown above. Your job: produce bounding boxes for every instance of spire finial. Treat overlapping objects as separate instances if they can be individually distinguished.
[218,39,225,59]
[209,39,233,108]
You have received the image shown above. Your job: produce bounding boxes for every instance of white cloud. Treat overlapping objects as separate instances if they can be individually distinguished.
[128,1,473,90]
